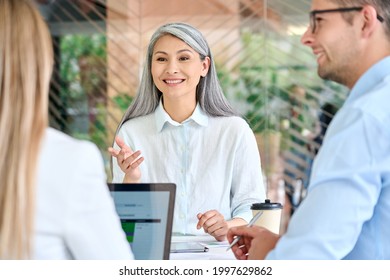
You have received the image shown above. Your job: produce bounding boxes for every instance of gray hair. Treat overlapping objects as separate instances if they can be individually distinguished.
[116,22,238,131]
[331,0,390,39]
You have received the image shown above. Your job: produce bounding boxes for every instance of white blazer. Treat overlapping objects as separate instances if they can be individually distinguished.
[33,128,133,259]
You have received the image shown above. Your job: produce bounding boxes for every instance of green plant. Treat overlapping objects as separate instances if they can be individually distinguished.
[240,67,286,133]
[59,34,109,152]
[60,34,107,100]
[113,94,133,112]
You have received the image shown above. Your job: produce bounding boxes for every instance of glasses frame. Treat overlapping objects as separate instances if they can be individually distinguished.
[309,6,384,33]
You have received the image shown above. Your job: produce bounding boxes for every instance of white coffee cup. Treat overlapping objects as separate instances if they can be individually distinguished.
[251,199,283,234]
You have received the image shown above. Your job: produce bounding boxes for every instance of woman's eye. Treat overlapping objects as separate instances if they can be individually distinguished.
[179,56,190,61]
[156,57,166,62]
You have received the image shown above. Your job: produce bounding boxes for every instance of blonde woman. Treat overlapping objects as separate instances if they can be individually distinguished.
[0,0,133,259]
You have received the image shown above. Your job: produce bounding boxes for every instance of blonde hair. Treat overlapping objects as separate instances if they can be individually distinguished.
[0,0,53,259]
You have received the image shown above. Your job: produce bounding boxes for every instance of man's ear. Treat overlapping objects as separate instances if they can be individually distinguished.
[361,5,380,38]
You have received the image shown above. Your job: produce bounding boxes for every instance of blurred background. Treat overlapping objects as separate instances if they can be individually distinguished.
[36,0,346,229]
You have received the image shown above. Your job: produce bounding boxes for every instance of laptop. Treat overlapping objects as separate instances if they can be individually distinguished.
[108,183,176,260]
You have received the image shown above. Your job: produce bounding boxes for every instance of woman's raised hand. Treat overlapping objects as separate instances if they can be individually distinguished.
[108,136,144,183]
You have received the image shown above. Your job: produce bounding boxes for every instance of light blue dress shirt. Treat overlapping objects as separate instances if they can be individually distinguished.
[267,57,390,259]
[113,101,265,235]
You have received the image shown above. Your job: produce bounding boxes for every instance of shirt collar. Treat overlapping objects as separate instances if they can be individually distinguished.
[154,99,209,132]
[347,56,390,104]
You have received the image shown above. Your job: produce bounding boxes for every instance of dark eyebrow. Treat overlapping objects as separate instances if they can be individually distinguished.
[154,49,195,55]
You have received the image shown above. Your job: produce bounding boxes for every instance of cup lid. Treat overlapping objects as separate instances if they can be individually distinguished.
[251,199,283,210]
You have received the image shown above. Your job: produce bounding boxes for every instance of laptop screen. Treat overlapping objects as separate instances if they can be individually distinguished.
[108,183,176,260]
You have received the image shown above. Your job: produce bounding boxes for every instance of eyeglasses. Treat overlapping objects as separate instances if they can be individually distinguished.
[309,6,384,33]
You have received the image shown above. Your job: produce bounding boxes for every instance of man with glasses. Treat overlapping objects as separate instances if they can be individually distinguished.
[227,0,390,259]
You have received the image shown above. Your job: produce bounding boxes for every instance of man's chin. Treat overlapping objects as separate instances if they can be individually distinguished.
[318,68,346,85]
[318,66,332,80]
[317,68,327,80]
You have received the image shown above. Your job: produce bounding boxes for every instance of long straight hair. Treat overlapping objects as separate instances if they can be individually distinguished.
[115,22,239,132]
[0,0,53,259]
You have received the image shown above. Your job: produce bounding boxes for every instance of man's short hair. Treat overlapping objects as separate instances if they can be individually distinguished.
[330,0,390,39]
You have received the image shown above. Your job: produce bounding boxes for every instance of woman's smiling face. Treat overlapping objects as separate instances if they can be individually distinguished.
[151,35,210,102]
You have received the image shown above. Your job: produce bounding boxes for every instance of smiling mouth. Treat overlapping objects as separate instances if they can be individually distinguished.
[317,53,324,61]
[313,50,325,63]
[164,79,184,84]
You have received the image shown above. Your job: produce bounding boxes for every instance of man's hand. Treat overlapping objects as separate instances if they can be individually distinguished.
[227,225,280,260]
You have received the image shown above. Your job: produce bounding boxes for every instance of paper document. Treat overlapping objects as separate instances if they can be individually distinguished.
[170,242,209,253]
[199,240,229,248]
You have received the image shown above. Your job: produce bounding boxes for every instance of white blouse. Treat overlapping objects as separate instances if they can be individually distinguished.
[33,128,133,259]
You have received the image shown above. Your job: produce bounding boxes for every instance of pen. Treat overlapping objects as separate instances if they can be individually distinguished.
[226,210,263,251]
